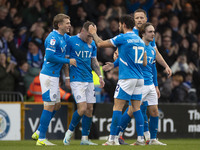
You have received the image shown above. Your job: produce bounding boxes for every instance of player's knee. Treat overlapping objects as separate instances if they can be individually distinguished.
[78,107,87,116]
[87,106,93,114]
[132,105,140,112]
[149,109,158,117]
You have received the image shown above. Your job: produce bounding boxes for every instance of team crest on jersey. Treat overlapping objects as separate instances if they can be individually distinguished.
[50,39,56,45]
[0,109,10,138]
[151,50,155,56]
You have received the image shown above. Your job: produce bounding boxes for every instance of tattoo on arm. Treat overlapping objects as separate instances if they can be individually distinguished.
[92,33,103,45]
[91,58,101,76]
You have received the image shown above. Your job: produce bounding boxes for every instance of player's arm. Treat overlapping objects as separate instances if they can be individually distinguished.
[89,25,114,48]
[63,56,71,89]
[152,60,160,98]
[155,47,172,78]
[91,58,105,88]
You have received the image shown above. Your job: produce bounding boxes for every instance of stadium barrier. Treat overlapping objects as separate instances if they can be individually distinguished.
[75,103,200,139]
[1,102,199,140]
[0,102,73,140]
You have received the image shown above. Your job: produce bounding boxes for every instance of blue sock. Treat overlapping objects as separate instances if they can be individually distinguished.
[39,110,53,139]
[133,110,144,136]
[140,104,149,132]
[37,110,57,132]
[149,116,158,139]
[82,115,92,136]
[69,110,82,131]
[118,108,131,133]
[110,111,122,135]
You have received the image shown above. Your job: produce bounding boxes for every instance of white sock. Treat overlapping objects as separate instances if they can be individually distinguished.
[108,135,114,141]
[137,136,144,142]
[144,131,150,141]
[81,136,88,141]
[118,132,123,137]
[36,130,40,135]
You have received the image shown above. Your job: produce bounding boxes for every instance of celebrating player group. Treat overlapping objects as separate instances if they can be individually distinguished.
[31,8,171,146]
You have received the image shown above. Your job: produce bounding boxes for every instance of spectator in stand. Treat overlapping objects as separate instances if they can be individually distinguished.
[179,3,196,23]
[168,14,182,43]
[105,0,126,21]
[157,36,178,70]
[0,27,17,71]
[15,60,29,96]
[0,6,12,28]
[126,0,154,16]
[171,54,189,74]
[108,18,119,37]
[27,38,43,69]
[0,53,19,92]
[97,18,112,40]
[170,74,185,102]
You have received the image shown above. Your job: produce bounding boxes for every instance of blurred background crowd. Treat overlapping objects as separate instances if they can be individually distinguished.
[0,0,200,103]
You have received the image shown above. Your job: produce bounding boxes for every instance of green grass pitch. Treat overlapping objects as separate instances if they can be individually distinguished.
[0,139,200,150]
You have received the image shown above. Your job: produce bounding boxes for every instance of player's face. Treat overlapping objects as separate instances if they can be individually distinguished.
[144,25,155,42]
[134,12,147,29]
[82,28,93,44]
[59,18,71,33]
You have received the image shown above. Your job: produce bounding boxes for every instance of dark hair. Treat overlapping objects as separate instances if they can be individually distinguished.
[139,22,153,38]
[53,14,70,30]
[119,15,134,29]
[82,21,95,31]
[133,9,147,18]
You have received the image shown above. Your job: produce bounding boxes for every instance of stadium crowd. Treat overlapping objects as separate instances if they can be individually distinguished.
[0,0,200,103]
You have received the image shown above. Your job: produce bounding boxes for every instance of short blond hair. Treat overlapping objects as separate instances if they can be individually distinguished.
[53,14,70,30]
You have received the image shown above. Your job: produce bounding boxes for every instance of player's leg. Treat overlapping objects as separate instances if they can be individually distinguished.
[140,102,150,142]
[118,105,132,145]
[81,83,97,145]
[63,82,87,145]
[146,85,166,145]
[103,79,132,145]
[32,88,61,141]
[36,74,60,146]
[130,79,145,146]
[103,98,126,145]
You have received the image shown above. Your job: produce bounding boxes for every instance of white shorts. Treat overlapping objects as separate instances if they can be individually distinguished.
[141,84,158,106]
[114,79,144,101]
[39,73,60,103]
[70,82,96,103]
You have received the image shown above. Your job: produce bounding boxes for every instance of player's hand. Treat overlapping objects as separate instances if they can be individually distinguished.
[88,25,97,35]
[65,78,71,89]
[99,77,105,88]
[155,86,160,98]
[103,62,114,71]
[164,66,172,78]
[113,50,118,61]
[69,59,77,67]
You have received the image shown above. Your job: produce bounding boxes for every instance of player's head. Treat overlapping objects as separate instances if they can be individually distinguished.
[139,22,155,42]
[119,15,134,33]
[53,14,71,34]
[80,21,95,44]
[133,9,147,29]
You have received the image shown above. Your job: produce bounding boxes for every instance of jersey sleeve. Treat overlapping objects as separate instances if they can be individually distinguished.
[110,34,123,47]
[91,41,97,58]
[113,58,119,68]
[152,60,158,86]
[45,36,70,64]
[66,39,71,58]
